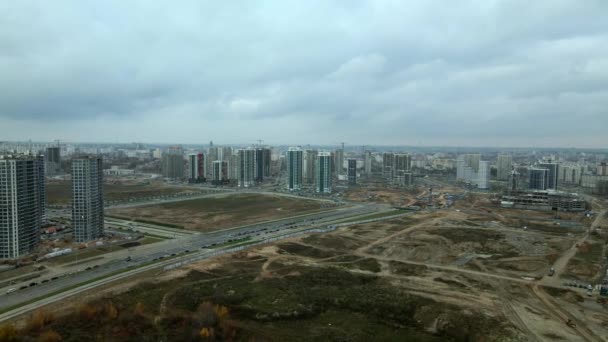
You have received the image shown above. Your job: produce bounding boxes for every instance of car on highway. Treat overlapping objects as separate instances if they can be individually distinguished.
[29,282,38,287]
[6,288,17,294]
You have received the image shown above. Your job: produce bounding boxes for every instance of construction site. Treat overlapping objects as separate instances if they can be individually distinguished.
[3,188,607,341]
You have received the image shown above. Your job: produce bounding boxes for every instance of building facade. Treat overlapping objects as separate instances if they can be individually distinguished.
[538,161,559,190]
[188,153,205,182]
[72,156,104,242]
[0,154,43,259]
[162,153,184,179]
[334,149,344,176]
[237,149,255,188]
[304,150,317,185]
[45,146,61,176]
[347,159,357,185]
[496,154,512,181]
[393,153,411,184]
[316,152,332,193]
[287,147,303,191]
[211,160,228,184]
[529,168,549,190]
[364,151,372,176]
[382,152,394,179]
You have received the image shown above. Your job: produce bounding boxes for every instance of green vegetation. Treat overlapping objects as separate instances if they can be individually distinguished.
[3,264,515,341]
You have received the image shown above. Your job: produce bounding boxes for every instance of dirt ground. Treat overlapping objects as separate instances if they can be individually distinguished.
[107,193,327,232]
[6,195,607,341]
[47,179,199,205]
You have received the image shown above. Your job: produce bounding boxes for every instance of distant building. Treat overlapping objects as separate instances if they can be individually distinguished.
[263,148,271,177]
[364,151,372,176]
[334,149,344,176]
[538,161,559,190]
[393,153,411,184]
[45,146,61,176]
[211,160,228,185]
[206,147,219,179]
[347,159,357,185]
[559,164,583,185]
[382,152,394,179]
[597,162,607,176]
[72,156,104,242]
[188,153,205,182]
[152,148,162,159]
[477,161,490,189]
[316,152,332,193]
[237,149,255,188]
[228,153,238,180]
[161,152,184,179]
[287,147,303,191]
[457,154,490,189]
[496,154,512,181]
[304,150,317,185]
[36,154,46,223]
[529,167,549,190]
[254,148,269,182]
[0,153,44,259]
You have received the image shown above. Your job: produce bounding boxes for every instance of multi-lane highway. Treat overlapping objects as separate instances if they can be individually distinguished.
[0,200,388,322]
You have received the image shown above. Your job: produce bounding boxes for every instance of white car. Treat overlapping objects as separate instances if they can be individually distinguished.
[6,288,17,294]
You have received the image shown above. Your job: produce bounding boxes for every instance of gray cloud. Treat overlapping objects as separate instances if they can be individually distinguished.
[1,1,607,147]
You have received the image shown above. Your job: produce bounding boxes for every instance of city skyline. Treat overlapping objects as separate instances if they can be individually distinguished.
[1,1,607,147]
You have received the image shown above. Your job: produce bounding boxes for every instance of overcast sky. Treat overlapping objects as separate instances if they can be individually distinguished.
[1,1,607,147]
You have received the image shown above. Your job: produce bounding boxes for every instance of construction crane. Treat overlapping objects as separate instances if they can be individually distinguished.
[256,139,264,147]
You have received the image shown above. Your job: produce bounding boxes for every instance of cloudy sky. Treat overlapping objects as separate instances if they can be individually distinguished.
[1,1,607,147]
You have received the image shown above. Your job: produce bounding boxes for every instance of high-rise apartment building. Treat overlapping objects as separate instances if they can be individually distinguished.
[496,154,512,181]
[0,154,43,259]
[228,153,238,180]
[36,154,46,223]
[538,161,559,190]
[45,146,61,176]
[206,147,219,179]
[364,151,372,176]
[477,161,490,189]
[237,149,255,188]
[559,164,583,185]
[393,154,411,184]
[188,153,205,182]
[529,168,549,190]
[457,154,490,189]
[382,152,394,179]
[598,162,608,176]
[211,160,228,184]
[304,150,317,185]
[72,156,104,242]
[287,147,303,191]
[162,152,184,179]
[316,152,332,193]
[334,149,344,176]
[254,148,271,182]
[347,159,357,185]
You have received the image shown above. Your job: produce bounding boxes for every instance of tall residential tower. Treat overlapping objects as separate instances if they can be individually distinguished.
[287,147,303,191]
[72,156,104,242]
[0,154,44,259]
